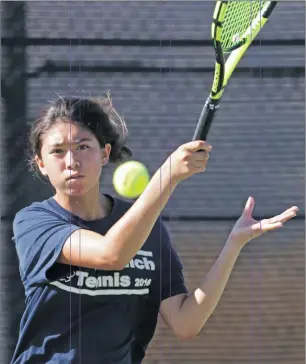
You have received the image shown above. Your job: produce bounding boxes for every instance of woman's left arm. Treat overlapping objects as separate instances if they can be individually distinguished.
[160,197,298,340]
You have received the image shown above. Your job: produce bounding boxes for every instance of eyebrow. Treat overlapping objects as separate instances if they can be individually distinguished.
[50,138,92,147]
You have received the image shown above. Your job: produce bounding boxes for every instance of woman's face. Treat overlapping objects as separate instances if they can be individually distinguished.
[35,120,111,196]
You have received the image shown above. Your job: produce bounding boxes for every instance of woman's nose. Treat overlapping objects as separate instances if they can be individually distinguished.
[65,151,80,170]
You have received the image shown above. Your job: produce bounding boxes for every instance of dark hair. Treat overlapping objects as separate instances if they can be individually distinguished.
[28,93,132,173]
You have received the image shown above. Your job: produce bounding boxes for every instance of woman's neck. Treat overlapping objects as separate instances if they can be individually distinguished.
[53,191,112,221]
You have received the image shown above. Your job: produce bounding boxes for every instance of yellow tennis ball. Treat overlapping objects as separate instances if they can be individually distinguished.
[113,161,150,199]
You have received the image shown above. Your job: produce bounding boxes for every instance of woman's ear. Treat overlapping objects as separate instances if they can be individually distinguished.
[35,155,48,176]
[102,143,111,166]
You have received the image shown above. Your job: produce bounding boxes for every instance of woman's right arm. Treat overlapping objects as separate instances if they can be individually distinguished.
[58,140,211,270]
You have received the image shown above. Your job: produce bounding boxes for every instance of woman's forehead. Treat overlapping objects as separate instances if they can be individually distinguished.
[43,122,95,146]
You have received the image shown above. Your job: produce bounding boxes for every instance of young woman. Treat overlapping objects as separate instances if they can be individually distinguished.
[11,95,298,364]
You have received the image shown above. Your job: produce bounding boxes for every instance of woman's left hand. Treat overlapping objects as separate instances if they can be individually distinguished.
[228,197,299,249]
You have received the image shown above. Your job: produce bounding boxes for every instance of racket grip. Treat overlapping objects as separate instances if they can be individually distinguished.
[192,97,220,141]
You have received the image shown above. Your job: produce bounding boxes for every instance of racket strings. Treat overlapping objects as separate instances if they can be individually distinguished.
[221,1,267,51]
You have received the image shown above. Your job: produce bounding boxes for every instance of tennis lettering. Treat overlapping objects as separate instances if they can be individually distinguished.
[75,271,131,288]
[52,251,155,293]
[125,256,155,271]
[70,271,151,288]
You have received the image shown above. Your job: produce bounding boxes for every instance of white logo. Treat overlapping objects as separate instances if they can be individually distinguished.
[125,250,155,271]
[76,271,131,288]
[50,250,154,296]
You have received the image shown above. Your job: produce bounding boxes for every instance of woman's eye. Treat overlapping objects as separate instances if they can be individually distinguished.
[52,149,64,154]
[78,145,89,150]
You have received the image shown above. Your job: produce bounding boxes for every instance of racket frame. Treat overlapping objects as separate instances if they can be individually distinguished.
[193,0,278,141]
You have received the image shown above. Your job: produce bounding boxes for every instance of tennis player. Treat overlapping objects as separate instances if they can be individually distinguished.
[11,95,298,364]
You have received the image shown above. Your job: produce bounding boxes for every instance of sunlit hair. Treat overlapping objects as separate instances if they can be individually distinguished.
[27,92,132,174]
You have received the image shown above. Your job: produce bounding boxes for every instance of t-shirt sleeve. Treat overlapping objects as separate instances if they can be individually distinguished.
[13,204,81,287]
[157,220,188,302]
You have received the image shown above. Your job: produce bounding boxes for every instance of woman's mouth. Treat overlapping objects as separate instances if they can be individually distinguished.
[66,174,84,181]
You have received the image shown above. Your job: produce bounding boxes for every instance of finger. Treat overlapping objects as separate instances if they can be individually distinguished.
[189,159,209,173]
[261,221,283,232]
[190,162,208,173]
[268,208,298,224]
[193,151,209,161]
[278,206,299,216]
[252,220,282,234]
[243,196,255,216]
[261,215,293,229]
[193,153,209,165]
[183,140,212,153]
[288,206,299,213]
[245,196,254,209]
[278,210,297,223]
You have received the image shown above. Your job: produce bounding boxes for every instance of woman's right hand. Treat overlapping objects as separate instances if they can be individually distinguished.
[164,140,212,184]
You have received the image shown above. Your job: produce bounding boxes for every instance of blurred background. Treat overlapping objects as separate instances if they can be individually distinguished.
[1,1,305,363]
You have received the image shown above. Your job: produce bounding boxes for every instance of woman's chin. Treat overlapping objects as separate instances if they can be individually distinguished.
[55,179,98,197]
[61,178,88,196]
[62,185,87,196]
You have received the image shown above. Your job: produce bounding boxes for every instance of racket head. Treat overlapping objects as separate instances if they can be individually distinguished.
[193,1,278,142]
[220,1,273,53]
[210,0,278,97]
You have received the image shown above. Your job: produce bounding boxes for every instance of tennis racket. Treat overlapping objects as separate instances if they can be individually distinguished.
[193,0,278,141]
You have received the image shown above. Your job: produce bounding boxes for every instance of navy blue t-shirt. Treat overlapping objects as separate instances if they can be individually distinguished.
[11,195,188,364]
